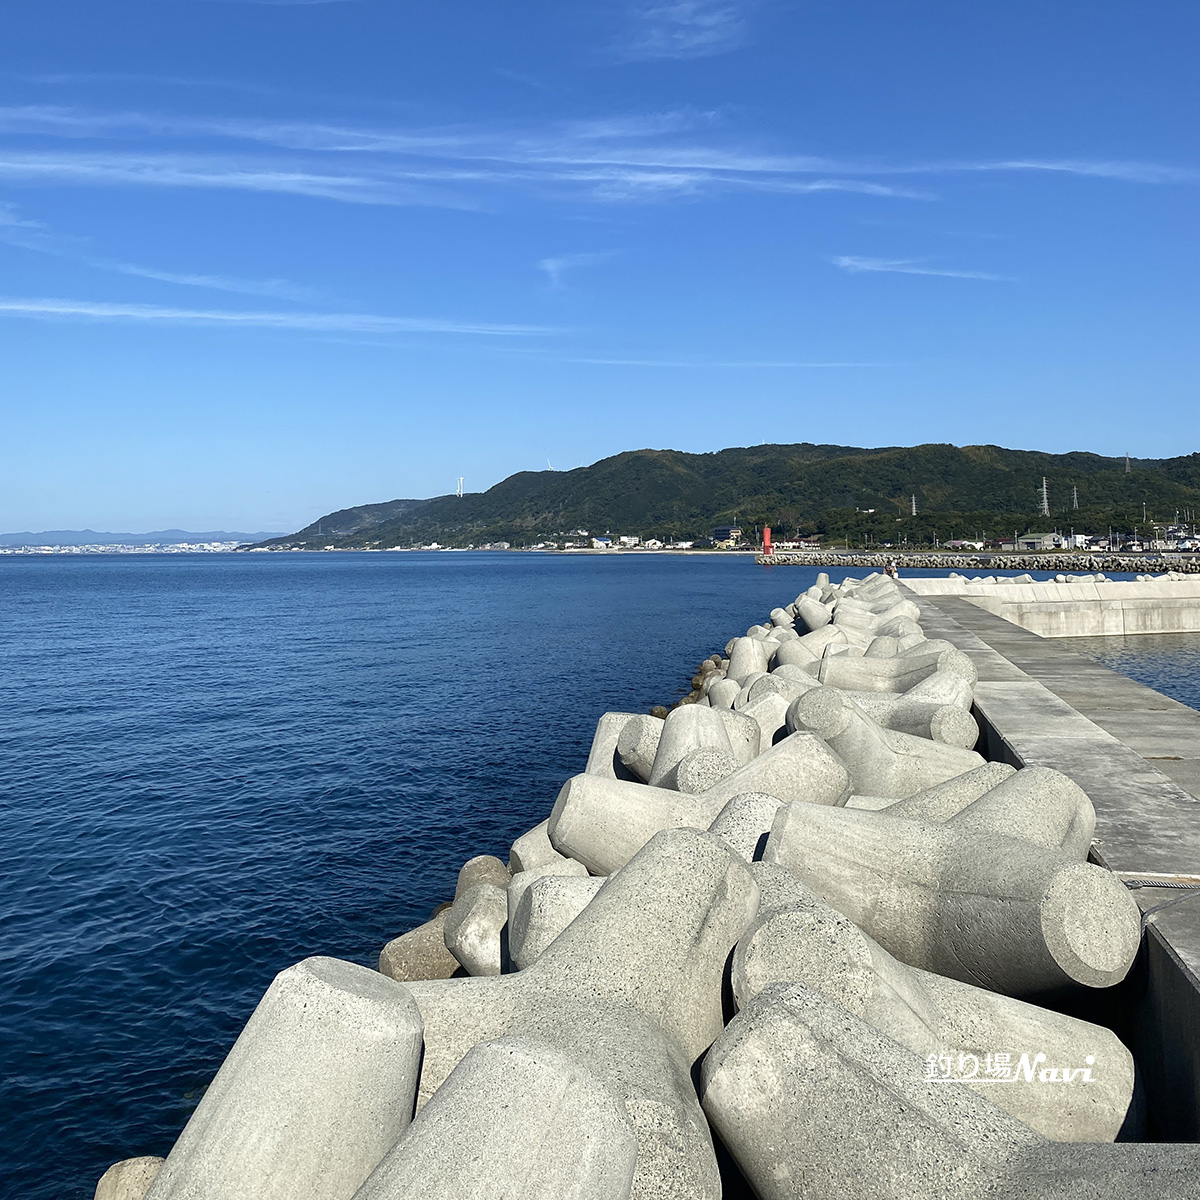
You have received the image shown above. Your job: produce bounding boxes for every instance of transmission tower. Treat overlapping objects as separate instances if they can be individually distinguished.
[1038,477,1050,517]
[1125,453,1131,475]
[455,476,464,498]
[1072,485,1079,510]
[910,494,917,516]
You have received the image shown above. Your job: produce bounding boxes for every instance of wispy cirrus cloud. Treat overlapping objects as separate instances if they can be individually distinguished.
[560,356,880,367]
[539,251,618,288]
[621,2,758,61]
[0,150,458,206]
[0,297,552,336]
[199,0,357,6]
[0,200,318,300]
[942,158,1200,185]
[0,103,1194,211]
[831,255,1014,281]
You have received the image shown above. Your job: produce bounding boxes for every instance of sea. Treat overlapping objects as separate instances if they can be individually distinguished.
[2,551,1197,1198]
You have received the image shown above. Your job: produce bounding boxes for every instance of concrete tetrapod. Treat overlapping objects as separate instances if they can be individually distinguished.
[454,854,511,898]
[585,712,643,780]
[703,984,1200,1200]
[351,1036,638,1200]
[818,647,977,693]
[795,595,832,632]
[730,672,767,708]
[787,687,985,798]
[739,693,790,748]
[379,911,464,983]
[732,866,1135,1141]
[897,637,959,659]
[707,792,785,862]
[508,873,605,969]
[94,1158,163,1200]
[763,802,1141,998]
[548,774,711,874]
[616,714,663,783]
[795,624,851,657]
[144,957,423,1200]
[695,731,853,813]
[882,761,1017,822]
[701,983,1045,1200]
[443,882,508,976]
[398,829,760,1200]
[647,705,736,788]
[891,665,976,709]
[673,746,739,793]
[839,690,981,748]
[769,638,820,671]
[744,667,819,707]
[726,637,771,685]
[874,615,923,640]
[509,819,574,873]
[948,765,1097,859]
[506,858,590,928]
[715,707,761,766]
[705,677,742,710]
[769,606,795,628]
[864,635,901,657]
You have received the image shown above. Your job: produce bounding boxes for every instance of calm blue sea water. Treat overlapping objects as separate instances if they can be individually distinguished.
[1065,632,1200,711]
[1,553,1195,1198]
[0,551,830,1198]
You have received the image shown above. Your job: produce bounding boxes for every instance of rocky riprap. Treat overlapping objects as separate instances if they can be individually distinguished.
[759,551,1200,573]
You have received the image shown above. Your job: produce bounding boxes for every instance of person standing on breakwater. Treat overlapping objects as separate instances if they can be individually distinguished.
[886,559,900,579]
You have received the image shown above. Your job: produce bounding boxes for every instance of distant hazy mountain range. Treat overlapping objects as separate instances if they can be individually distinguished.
[247,442,1200,551]
[0,529,281,547]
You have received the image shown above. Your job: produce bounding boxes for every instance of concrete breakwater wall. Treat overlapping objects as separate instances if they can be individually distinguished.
[904,573,1200,637]
[96,575,1200,1200]
[759,550,1200,573]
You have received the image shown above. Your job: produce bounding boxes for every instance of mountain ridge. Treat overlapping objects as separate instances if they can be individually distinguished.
[0,529,282,547]
[248,442,1200,550]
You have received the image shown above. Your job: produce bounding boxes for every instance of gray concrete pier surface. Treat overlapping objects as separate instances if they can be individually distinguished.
[97,570,1200,1200]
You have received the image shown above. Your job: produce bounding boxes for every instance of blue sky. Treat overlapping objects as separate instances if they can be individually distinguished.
[1,0,1197,532]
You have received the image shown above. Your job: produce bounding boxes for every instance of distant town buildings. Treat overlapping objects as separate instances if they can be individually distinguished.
[0,541,250,555]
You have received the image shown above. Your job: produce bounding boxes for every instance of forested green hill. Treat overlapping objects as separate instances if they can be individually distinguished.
[250,443,1200,549]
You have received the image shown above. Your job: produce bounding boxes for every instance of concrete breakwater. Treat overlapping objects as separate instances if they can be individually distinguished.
[759,550,1200,573]
[904,572,1200,637]
[95,574,1200,1199]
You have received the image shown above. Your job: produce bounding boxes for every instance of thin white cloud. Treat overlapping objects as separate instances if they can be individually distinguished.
[944,158,1200,185]
[0,104,1193,210]
[623,2,755,61]
[0,200,55,248]
[7,72,280,95]
[831,255,1014,281]
[0,297,553,336]
[539,251,617,288]
[0,150,453,205]
[494,68,555,93]
[200,0,356,6]
[560,357,880,367]
[0,201,318,299]
[98,262,318,301]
